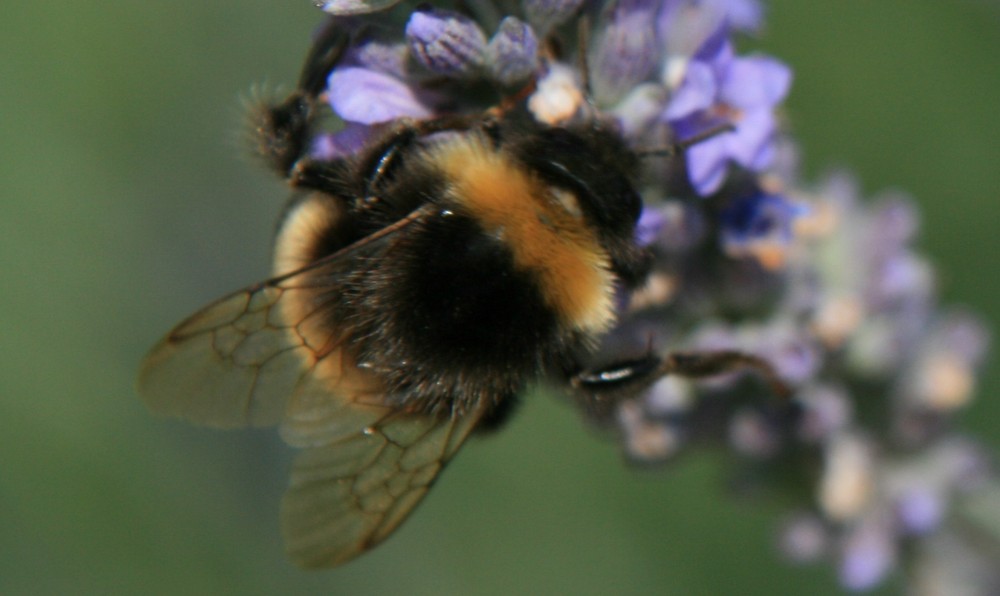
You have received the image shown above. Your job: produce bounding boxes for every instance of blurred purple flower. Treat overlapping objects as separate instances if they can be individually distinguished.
[640,201,708,252]
[665,25,791,194]
[839,515,897,591]
[777,513,828,563]
[895,487,945,535]
[635,206,667,247]
[720,191,803,270]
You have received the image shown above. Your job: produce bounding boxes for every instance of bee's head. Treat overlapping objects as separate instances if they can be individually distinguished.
[507,121,652,289]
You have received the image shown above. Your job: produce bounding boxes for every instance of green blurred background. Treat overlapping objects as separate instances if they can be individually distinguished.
[1,1,997,594]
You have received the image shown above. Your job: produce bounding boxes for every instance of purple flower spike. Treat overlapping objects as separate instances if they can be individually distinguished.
[406,8,487,77]
[590,0,660,104]
[487,17,539,86]
[665,24,792,195]
[328,66,433,124]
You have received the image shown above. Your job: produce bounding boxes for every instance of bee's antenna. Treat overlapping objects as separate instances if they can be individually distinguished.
[576,13,593,99]
[635,122,736,158]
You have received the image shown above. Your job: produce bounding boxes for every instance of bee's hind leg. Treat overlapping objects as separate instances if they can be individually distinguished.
[569,350,792,420]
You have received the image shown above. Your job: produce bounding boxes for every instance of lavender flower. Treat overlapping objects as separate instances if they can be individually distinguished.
[296,2,996,592]
[719,191,804,270]
[664,24,792,194]
[487,17,539,86]
[589,0,660,104]
[405,8,488,77]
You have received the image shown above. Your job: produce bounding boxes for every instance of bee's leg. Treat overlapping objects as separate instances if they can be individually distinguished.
[355,125,421,197]
[276,112,480,201]
[251,92,323,179]
[570,350,791,419]
[252,15,487,196]
[472,393,522,434]
[654,351,791,398]
[351,114,486,198]
[249,21,352,181]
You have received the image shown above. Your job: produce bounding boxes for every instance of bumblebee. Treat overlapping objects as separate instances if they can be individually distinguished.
[139,22,785,568]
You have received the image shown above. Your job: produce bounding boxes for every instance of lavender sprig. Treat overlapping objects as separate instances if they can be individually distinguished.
[305,1,996,591]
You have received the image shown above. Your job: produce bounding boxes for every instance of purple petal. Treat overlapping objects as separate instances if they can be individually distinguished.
[310,123,379,160]
[346,40,409,77]
[869,253,932,306]
[934,312,991,365]
[635,207,666,247]
[777,513,828,563]
[685,134,730,195]
[692,21,733,67]
[796,385,852,442]
[838,518,896,591]
[664,61,717,120]
[728,109,776,169]
[720,55,792,109]
[895,487,945,535]
[870,193,920,250]
[328,67,433,124]
[708,0,765,32]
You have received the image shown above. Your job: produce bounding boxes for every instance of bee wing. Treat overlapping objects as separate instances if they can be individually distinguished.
[139,206,486,565]
[138,279,306,427]
[137,257,370,429]
[282,403,486,568]
[137,207,427,429]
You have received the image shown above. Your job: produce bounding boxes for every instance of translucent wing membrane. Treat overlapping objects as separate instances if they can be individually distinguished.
[283,404,485,568]
[137,207,428,429]
[138,281,309,427]
[139,207,481,566]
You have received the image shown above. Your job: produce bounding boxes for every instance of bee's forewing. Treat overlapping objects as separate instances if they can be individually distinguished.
[137,208,425,428]
[138,280,311,427]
